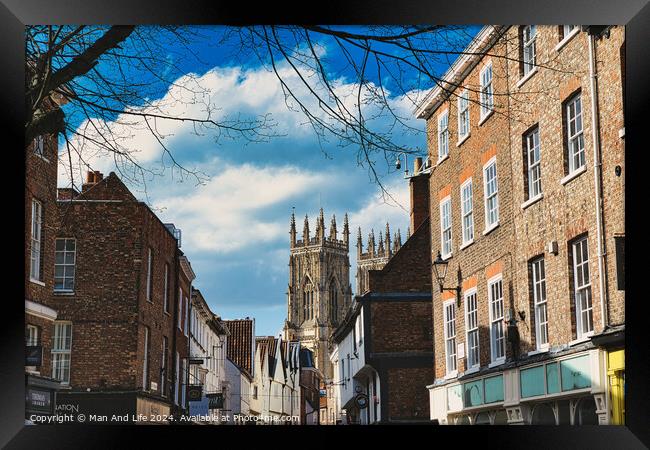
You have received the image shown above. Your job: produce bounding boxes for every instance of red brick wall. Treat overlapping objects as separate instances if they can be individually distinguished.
[386,367,431,421]
[370,301,432,353]
[25,313,54,377]
[368,219,431,293]
[51,174,180,402]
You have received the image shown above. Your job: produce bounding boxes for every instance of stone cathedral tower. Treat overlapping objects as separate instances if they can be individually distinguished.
[283,208,352,381]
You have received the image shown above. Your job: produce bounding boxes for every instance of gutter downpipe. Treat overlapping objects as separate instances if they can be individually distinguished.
[588,30,609,330]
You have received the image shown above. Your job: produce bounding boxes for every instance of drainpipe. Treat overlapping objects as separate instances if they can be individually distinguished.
[587,30,609,329]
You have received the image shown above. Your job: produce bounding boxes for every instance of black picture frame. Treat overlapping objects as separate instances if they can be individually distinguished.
[2,0,647,447]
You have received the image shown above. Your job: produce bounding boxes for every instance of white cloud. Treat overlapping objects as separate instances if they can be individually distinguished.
[153,157,328,254]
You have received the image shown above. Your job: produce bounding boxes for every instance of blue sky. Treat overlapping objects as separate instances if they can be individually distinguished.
[57,26,478,336]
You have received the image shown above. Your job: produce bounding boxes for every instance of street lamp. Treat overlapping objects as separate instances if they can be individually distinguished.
[394,153,409,178]
[432,251,461,307]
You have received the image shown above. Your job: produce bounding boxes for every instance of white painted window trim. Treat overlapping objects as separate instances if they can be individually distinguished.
[482,156,499,231]
[460,178,474,246]
[488,274,506,364]
[440,195,453,259]
[143,326,149,390]
[436,154,449,166]
[457,89,470,144]
[525,126,542,200]
[30,199,43,282]
[516,66,538,89]
[163,263,169,314]
[52,321,72,384]
[573,237,594,339]
[555,26,580,52]
[479,62,494,121]
[560,165,587,185]
[54,238,76,293]
[146,248,153,303]
[464,288,480,371]
[443,299,457,376]
[531,257,549,350]
[521,193,544,210]
[522,25,537,77]
[33,135,50,162]
[438,110,449,160]
[566,94,586,174]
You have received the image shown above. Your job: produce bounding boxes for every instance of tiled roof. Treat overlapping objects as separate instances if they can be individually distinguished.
[224,319,254,377]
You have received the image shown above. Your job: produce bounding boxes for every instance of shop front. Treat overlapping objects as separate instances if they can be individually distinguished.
[429,348,611,425]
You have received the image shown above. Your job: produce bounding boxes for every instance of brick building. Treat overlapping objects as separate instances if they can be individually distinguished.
[24,98,68,419]
[414,25,625,425]
[329,163,434,424]
[223,318,255,423]
[50,171,191,421]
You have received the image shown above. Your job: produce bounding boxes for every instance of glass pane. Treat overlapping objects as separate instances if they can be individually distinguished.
[520,365,546,398]
[66,239,76,251]
[546,363,560,394]
[65,252,75,264]
[55,266,65,277]
[447,385,463,411]
[560,355,591,391]
[463,380,484,407]
[484,375,504,403]
[56,240,65,251]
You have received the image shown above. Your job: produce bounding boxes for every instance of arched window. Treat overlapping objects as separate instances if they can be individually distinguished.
[531,403,556,425]
[303,279,315,321]
[575,397,598,425]
[330,281,338,324]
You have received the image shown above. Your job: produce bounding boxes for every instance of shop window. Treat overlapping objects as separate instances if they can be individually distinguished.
[531,403,556,425]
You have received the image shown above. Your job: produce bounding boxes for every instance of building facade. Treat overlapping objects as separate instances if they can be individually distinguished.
[415,25,625,425]
[223,318,255,423]
[330,163,434,424]
[188,288,229,423]
[283,209,352,382]
[50,171,189,422]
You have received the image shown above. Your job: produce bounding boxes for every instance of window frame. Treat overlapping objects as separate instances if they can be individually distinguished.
[488,275,506,365]
[439,195,453,259]
[572,236,594,338]
[565,93,586,175]
[464,289,480,370]
[443,299,457,376]
[54,238,77,292]
[524,126,542,200]
[457,90,470,143]
[460,178,474,246]
[522,25,537,76]
[438,110,449,160]
[479,63,494,121]
[143,325,150,390]
[30,199,43,282]
[483,157,499,231]
[163,263,170,313]
[26,324,40,347]
[33,135,48,161]
[146,247,154,303]
[531,257,549,350]
[52,321,72,384]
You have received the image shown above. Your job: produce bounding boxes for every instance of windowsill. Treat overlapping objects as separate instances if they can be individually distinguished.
[441,252,453,261]
[164,311,171,317]
[527,346,549,357]
[34,154,50,163]
[437,154,449,166]
[619,127,625,138]
[560,166,587,185]
[53,290,75,296]
[488,359,506,369]
[459,240,474,251]
[516,67,538,89]
[569,334,594,346]
[554,28,580,52]
[457,133,470,147]
[521,193,544,210]
[478,109,494,126]
[444,370,458,380]
[463,366,480,376]
[29,278,45,287]
[482,222,500,236]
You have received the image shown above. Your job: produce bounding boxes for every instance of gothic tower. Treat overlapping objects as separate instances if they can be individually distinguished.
[356,222,403,294]
[284,209,352,381]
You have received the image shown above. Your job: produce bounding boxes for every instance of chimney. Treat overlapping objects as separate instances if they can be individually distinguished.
[409,159,430,233]
[82,170,104,192]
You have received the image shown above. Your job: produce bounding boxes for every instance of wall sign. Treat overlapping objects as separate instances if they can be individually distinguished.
[25,345,42,366]
[25,388,52,414]
[355,394,369,409]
